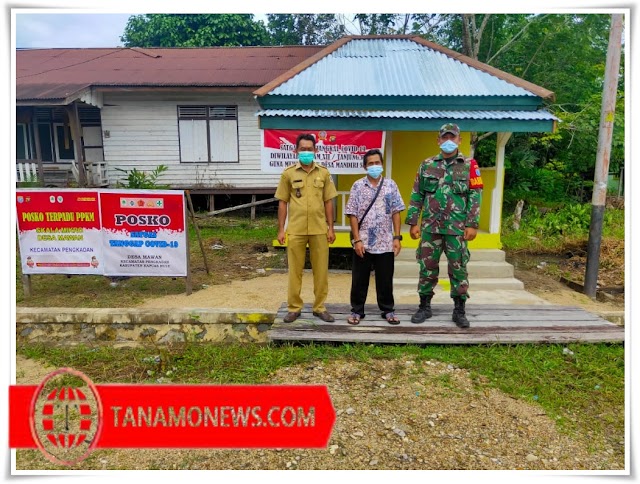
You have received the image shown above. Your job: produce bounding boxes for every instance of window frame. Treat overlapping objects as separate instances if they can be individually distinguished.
[177,105,239,164]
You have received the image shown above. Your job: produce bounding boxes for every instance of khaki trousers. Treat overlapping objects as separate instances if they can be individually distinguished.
[287,234,329,313]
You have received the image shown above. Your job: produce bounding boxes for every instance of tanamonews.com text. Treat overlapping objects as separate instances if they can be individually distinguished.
[111,406,316,428]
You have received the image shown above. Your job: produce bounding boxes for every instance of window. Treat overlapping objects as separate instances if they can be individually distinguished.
[178,105,239,163]
[16,123,33,160]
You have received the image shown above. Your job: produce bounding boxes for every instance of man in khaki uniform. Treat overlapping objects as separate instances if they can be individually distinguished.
[276,133,338,323]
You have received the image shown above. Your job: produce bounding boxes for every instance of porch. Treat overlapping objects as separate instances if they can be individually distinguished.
[16,104,108,188]
[269,303,624,344]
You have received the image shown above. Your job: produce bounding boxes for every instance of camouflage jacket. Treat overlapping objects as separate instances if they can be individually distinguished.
[405,152,483,235]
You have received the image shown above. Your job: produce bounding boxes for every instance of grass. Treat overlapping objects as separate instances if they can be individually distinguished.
[16,215,286,308]
[18,340,625,447]
[501,206,624,253]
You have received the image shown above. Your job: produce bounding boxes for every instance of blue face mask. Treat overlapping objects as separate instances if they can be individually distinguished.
[298,152,314,165]
[439,140,458,154]
[366,165,384,179]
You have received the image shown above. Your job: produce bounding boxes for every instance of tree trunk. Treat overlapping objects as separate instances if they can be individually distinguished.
[513,200,525,231]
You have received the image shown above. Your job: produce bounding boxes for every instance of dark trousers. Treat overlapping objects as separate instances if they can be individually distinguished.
[350,251,395,317]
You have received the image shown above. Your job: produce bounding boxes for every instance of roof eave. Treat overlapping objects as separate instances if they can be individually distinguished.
[258,115,556,133]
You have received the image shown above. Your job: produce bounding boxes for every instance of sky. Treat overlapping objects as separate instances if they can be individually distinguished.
[15,13,132,48]
[14,12,271,48]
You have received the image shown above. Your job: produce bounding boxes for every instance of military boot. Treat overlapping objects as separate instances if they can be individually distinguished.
[411,295,433,324]
[452,297,470,328]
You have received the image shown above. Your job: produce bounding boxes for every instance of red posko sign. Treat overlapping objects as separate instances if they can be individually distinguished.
[9,368,336,466]
[16,189,187,277]
[100,190,187,276]
[261,129,385,174]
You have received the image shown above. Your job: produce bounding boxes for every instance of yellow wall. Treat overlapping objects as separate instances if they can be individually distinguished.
[390,131,472,217]
[325,130,502,250]
[478,167,495,233]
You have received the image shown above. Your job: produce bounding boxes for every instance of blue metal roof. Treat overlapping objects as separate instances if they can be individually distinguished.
[270,38,536,98]
[257,109,558,121]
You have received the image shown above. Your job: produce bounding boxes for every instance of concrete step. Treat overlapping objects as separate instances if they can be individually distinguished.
[394,277,525,294]
[394,260,514,279]
[396,248,506,263]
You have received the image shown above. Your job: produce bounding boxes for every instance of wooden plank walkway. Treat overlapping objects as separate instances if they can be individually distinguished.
[269,303,624,344]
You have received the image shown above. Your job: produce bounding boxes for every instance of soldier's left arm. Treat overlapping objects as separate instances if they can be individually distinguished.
[466,159,484,229]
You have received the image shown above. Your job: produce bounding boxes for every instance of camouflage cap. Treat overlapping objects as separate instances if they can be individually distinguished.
[439,123,460,137]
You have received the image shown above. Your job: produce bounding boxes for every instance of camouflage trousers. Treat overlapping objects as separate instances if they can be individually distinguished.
[416,232,470,300]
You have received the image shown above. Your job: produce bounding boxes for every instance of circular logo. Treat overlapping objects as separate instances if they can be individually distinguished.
[29,368,103,466]
[57,196,63,203]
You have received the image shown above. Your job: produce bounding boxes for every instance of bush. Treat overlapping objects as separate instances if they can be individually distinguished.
[115,165,169,189]
[502,202,624,252]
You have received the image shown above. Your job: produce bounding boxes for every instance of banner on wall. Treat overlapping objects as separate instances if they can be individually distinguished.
[16,189,187,277]
[261,129,385,174]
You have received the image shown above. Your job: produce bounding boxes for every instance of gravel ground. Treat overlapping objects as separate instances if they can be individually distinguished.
[15,355,623,470]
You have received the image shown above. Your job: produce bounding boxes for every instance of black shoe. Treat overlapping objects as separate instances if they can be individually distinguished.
[411,295,433,324]
[452,297,470,328]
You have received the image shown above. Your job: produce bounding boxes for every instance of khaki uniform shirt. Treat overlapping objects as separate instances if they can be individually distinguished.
[275,162,338,235]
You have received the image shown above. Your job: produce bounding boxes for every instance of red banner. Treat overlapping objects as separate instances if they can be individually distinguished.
[10,384,335,450]
[15,189,187,277]
[16,190,102,275]
[100,190,187,276]
[261,129,385,174]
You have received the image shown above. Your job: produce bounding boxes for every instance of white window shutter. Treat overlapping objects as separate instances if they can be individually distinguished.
[179,119,208,162]
[209,120,238,162]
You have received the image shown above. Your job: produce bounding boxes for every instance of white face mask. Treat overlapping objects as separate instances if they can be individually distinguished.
[366,165,383,179]
[440,140,458,154]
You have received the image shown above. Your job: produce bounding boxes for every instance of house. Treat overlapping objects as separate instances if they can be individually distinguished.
[16,35,556,251]
[254,35,556,249]
[15,45,323,204]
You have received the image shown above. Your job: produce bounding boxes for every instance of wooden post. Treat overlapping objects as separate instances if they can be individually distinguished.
[184,200,192,295]
[208,194,215,212]
[186,190,210,275]
[22,274,32,298]
[31,108,44,185]
[584,14,623,298]
[64,102,88,187]
[250,194,257,220]
[208,197,276,216]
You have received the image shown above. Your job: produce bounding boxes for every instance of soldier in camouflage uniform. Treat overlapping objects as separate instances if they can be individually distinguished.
[405,123,483,328]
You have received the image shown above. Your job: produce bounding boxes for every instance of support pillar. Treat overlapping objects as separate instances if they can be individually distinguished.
[489,132,512,234]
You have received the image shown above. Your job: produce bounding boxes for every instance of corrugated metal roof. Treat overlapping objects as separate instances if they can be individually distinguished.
[269,38,535,97]
[16,46,324,101]
[257,109,558,121]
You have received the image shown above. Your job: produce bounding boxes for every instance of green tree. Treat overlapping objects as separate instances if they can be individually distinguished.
[432,14,623,205]
[121,14,270,47]
[266,14,346,45]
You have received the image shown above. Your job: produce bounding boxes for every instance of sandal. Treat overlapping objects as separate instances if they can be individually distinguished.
[383,311,400,325]
[347,313,361,325]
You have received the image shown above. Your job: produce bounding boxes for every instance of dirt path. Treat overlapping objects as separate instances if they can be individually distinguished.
[136,269,622,317]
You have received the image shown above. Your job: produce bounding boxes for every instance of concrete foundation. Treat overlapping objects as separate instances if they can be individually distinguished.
[16,308,276,345]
